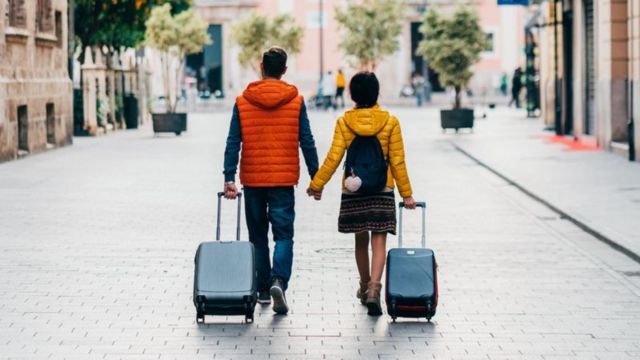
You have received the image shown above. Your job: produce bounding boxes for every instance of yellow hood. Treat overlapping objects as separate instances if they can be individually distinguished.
[343,105,390,136]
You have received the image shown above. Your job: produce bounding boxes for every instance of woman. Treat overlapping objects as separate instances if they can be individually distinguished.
[307,72,416,316]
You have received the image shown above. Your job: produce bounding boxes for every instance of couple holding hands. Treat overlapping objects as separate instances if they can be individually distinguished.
[222,47,416,316]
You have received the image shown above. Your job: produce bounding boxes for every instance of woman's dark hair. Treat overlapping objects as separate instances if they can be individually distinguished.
[262,47,288,78]
[349,71,379,108]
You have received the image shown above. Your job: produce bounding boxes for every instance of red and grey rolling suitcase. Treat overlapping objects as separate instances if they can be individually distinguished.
[386,201,438,322]
[193,192,257,323]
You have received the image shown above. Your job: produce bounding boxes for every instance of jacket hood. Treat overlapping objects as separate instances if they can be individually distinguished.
[242,79,299,109]
[343,105,390,136]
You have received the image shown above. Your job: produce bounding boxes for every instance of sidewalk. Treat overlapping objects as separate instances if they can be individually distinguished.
[450,107,640,261]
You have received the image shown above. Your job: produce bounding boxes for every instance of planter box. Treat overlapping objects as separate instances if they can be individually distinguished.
[440,109,474,133]
[152,113,187,135]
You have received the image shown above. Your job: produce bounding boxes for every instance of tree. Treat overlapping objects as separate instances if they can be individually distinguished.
[334,0,404,71]
[230,13,304,74]
[417,6,488,109]
[74,0,192,60]
[145,3,210,113]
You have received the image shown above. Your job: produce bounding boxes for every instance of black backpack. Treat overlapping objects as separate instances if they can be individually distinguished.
[344,134,388,195]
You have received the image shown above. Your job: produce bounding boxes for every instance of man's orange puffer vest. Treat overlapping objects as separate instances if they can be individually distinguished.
[236,79,303,187]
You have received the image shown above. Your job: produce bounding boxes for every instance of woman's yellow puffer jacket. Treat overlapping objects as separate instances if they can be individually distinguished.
[310,105,413,198]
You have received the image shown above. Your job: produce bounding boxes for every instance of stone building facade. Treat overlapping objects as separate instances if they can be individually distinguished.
[538,0,640,160]
[0,0,72,162]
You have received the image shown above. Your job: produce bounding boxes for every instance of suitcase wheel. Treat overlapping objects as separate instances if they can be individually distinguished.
[390,299,397,323]
[196,312,205,324]
[244,301,254,324]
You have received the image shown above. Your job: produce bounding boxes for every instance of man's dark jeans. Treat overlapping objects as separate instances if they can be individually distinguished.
[244,186,295,292]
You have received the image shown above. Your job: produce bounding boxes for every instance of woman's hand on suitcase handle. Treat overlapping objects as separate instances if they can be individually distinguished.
[403,196,417,209]
[224,182,239,199]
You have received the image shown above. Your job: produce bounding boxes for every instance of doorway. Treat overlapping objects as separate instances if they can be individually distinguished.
[410,21,443,92]
[187,24,224,98]
[46,103,55,145]
[562,1,574,135]
[17,105,28,153]
[583,0,595,135]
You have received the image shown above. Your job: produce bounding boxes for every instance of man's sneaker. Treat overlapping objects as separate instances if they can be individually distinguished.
[270,278,289,314]
[257,290,271,305]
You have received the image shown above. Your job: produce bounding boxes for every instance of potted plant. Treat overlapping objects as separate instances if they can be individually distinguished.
[144,4,210,135]
[417,6,488,133]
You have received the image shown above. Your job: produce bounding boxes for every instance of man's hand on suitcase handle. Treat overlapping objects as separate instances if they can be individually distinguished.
[402,196,417,209]
[224,182,239,199]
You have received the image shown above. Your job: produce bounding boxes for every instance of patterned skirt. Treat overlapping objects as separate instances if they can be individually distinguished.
[338,192,396,234]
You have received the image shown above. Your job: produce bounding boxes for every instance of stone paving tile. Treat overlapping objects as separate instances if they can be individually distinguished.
[0,108,639,359]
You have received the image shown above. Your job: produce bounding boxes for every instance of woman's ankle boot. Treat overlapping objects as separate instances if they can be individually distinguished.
[356,280,368,305]
[365,281,383,316]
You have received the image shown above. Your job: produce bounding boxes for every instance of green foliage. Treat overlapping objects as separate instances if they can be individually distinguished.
[335,0,404,71]
[230,13,304,73]
[144,3,210,112]
[174,9,212,56]
[417,6,488,108]
[74,0,192,54]
[143,3,177,52]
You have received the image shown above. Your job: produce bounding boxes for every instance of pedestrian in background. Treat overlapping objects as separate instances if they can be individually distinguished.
[322,71,336,110]
[509,67,523,108]
[335,69,346,108]
[307,71,417,316]
[223,47,319,315]
[412,72,426,107]
[500,73,508,96]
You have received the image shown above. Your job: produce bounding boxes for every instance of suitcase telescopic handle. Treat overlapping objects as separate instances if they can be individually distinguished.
[398,201,426,248]
[216,192,242,241]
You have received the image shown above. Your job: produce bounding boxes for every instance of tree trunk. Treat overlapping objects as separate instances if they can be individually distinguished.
[171,58,185,113]
[454,85,462,109]
[160,52,171,113]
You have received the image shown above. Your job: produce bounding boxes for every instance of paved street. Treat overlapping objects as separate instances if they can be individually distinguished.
[1,107,640,359]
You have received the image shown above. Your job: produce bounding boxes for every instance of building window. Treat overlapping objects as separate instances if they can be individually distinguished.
[7,0,27,28]
[485,32,495,52]
[36,0,53,33]
[55,10,62,47]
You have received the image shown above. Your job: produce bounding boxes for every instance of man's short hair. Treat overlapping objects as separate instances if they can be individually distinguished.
[262,47,288,78]
[349,71,379,108]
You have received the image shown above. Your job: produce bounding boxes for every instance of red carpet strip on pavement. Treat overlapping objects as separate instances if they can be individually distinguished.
[542,135,600,151]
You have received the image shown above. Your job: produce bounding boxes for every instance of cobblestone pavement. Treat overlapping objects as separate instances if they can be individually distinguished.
[1,108,640,360]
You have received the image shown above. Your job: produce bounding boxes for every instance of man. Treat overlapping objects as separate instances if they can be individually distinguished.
[223,47,319,315]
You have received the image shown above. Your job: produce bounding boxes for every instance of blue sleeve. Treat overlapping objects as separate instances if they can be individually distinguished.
[299,102,319,178]
[223,105,241,183]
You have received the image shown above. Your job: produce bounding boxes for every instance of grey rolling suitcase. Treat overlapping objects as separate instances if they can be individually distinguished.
[193,192,257,324]
[386,201,438,322]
